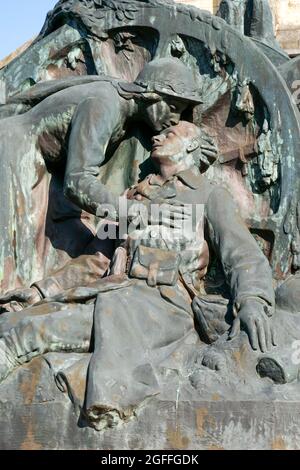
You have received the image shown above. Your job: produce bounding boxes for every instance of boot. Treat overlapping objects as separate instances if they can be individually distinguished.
[257,347,300,384]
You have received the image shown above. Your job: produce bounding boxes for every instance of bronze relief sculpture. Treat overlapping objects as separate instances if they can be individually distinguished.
[0,0,300,450]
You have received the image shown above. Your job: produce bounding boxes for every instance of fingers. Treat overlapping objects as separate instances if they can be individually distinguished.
[263,317,272,351]
[229,316,274,353]
[158,205,192,229]
[200,144,217,152]
[9,301,24,312]
[246,320,259,351]
[271,324,277,347]
[167,205,192,216]
[166,201,193,214]
[201,135,215,145]
[151,204,191,222]
[160,216,185,229]
[228,317,240,340]
[165,200,186,208]
[201,149,218,159]
[254,317,276,353]
[255,318,267,353]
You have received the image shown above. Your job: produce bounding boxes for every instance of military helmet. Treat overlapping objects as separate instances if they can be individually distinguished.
[120,58,203,105]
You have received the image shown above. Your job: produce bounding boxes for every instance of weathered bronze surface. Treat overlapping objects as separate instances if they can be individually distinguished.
[0,0,300,449]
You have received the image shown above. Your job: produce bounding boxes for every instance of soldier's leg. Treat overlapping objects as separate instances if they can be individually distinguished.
[0,301,72,336]
[0,303,94,383]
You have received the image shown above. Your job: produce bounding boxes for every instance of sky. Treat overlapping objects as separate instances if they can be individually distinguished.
[0,0,57,60]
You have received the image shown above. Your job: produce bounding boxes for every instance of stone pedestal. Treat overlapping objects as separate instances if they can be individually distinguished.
[1,356,299,450]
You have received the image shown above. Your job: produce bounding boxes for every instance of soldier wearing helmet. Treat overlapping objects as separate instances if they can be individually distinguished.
[0,57,204,291]
[60,57,202,216]
[5,57,202,216]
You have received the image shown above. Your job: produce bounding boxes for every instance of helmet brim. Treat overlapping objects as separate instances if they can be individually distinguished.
[154,85,203,105]
[119,81,203,104]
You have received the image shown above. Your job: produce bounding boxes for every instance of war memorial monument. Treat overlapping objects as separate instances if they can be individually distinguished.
[0,0,300,450]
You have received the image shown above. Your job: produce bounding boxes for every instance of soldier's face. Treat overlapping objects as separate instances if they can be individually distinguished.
[151,122,195,162]
[144,97,188,132]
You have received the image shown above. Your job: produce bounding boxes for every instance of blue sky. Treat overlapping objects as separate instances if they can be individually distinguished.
[0,0,57,59]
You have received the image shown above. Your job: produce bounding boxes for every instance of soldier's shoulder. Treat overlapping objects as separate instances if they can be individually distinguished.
[209,183,232,197]
[200,177,231,200]
[204,181,236,210]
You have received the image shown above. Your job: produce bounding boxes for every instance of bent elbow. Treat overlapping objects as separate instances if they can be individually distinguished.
[63,177,77,202]
[63,175,98,215]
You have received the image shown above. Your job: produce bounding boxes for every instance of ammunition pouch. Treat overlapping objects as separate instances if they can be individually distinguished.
[129,245,180,287]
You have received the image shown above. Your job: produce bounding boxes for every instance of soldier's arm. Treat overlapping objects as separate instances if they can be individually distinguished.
[0,251,110,311]
[64,93,121,218]
[32,252,110,299]
[205,186,274,309]
[205,186,276,352]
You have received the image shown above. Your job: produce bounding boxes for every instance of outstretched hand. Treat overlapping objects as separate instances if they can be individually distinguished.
[229,299,276,353]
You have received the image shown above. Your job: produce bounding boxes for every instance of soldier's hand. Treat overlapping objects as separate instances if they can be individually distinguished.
[229,299,276,353]
[200,134,218,161]
[0,287,42,312]
[150,202,192,229]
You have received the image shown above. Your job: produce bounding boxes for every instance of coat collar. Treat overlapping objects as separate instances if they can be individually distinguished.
[148,167,203,190]
[175,168,203,189]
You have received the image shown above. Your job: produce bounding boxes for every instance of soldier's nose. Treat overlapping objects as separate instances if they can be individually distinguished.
[170,117,179,126]
[152,135,162,144]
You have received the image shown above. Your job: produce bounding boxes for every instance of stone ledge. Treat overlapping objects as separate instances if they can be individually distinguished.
[1,357,300,450]
[1,395,300,450]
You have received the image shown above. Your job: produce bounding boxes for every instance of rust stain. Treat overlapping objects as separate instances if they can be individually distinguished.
[167,426,190,450]
[0,38,34,70]
[211,393,221,401]
[161,287,176,299]
[16,190,26,217]
[208,444,225,450]
[38,130,62,161]
[105,308,113,316]
[46,60,87,80]
[232,343,248,369]
[1,256,17,292]
[20,419,43,450]
[19,358,43,405]
[19,359,44,450]
[77,375,87,401]
[275,262,285,281]
[196,407,208,437]
[207,414,216,428]
[232,350,242,367]
[67,369,87,403]
[59,321,69,334]
[272,437,286,450]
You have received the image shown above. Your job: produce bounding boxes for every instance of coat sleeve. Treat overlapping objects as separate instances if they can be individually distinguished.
[32,252,110,298]
[64,93,120,219]
[205,186,275,313]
